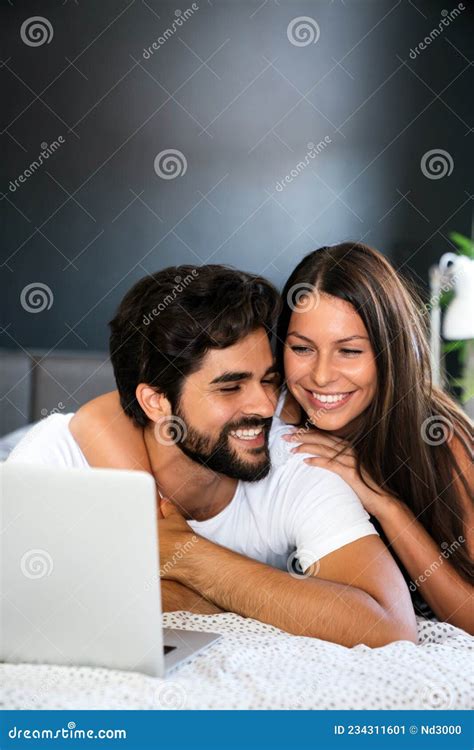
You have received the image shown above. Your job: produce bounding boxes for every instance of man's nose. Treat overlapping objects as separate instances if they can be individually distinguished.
[242,384,276,419]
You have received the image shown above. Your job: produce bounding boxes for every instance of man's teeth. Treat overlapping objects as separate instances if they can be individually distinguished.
[312,392,349,404]
[230,427,263,440]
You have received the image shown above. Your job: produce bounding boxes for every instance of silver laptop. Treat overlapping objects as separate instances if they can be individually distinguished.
[0,462,220,677]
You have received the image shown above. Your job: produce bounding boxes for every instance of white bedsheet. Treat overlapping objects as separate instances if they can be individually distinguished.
[1,613,472,710]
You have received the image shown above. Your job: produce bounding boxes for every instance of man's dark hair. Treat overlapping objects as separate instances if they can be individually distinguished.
[109,264,281,426]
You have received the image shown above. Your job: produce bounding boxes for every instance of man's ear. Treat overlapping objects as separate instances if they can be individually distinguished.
[135,384,171,423]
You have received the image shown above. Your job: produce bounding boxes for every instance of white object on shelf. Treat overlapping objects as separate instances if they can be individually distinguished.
[439,253,474,340]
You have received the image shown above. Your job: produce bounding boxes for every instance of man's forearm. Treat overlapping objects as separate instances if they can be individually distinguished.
[180,539,415,647]
[161,579,224,615]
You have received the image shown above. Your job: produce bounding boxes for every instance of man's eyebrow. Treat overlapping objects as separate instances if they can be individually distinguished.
[210,371,251,384]
[287,331,369,344]
[210,364,279,385]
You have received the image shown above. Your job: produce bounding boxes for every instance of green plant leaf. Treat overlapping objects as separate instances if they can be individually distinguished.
[449,231,474,259]
[442,340,465,354]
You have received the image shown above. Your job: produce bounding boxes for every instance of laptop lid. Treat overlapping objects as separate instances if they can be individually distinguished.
[1,462,165,677]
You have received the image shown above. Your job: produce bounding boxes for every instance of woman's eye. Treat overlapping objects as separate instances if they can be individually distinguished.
[290,346,312,354]
[340,349,363,356]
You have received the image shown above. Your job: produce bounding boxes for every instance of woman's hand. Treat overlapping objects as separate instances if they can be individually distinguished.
[157,498,199,581]
[282,429,397,519]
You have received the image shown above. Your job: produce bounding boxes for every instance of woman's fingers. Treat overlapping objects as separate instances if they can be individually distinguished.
[291,442,338,458]
[303,456,347,476]
[291,441,355,466]
[283,429,347,449]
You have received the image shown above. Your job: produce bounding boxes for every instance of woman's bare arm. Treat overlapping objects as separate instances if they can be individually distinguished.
[291,429,473,633]
[377,439,473,633]
[70,391,152,472]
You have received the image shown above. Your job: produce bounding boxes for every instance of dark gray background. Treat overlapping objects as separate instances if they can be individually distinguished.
[1,0,473,351]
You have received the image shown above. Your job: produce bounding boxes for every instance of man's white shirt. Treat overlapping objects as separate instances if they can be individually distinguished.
[8,414,377,572]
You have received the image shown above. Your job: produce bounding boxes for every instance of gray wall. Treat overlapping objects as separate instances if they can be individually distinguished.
[1,0,472,351]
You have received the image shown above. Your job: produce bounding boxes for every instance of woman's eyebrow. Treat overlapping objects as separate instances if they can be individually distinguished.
[287,331,368,344]
[286,331,314,344]
[335,335,369,343]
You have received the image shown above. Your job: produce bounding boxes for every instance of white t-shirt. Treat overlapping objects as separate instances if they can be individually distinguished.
[7,414,377,571]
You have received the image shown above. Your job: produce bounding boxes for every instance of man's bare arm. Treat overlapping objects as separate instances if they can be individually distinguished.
[160,502,417,647]
[161,579,224,615]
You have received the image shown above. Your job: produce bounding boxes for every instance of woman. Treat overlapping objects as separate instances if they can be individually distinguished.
[71,242,473,632]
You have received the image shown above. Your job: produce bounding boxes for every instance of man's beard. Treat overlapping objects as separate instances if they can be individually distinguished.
[172,403,272,482]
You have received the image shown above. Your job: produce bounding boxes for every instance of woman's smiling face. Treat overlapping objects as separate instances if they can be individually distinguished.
[283,293,378,434]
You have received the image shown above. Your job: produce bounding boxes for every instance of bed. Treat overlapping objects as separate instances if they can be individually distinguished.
[1,351,472,711]
[1,612,472,710]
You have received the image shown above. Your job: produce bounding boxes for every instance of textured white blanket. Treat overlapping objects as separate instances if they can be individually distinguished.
[2,613,472,710]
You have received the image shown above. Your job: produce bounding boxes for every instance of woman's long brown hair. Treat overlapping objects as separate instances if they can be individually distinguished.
[276,242,473,583]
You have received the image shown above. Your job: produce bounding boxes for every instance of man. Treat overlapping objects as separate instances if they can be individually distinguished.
[9,264,417,646]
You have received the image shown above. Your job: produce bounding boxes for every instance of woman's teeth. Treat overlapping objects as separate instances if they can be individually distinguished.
[230,427,263,440]
[312,392,349,403]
